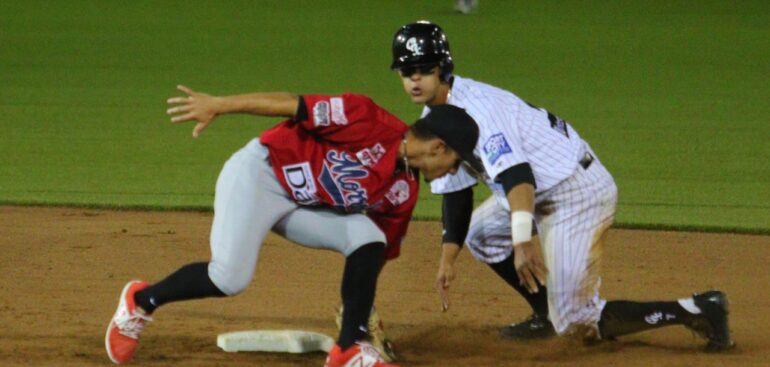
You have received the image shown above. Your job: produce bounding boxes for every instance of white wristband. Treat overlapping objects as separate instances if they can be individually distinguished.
[511,211,533,247]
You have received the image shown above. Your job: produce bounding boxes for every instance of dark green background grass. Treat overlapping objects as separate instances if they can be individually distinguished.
[1,1,768,233]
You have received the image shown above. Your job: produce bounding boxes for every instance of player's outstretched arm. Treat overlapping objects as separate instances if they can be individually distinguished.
[166,85,299,138]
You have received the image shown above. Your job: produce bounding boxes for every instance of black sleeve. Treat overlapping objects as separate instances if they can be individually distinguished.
[441,186,474,246]
[497,163,538,236]
[292,95,308,122]
[497,162,536,194]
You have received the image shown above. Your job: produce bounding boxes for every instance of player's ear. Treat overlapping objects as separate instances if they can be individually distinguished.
[429,139,448,155]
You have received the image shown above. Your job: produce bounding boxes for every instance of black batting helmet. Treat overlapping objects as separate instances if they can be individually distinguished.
[391,21,454,80]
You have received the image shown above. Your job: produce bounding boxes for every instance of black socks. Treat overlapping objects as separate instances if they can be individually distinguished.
[337,243,385,350]
[488,253,549,316]
[134,262,226,314]
[133,245,385,352]
[599,300,695,339]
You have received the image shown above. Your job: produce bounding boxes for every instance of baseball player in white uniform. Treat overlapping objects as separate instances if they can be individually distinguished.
[389,21,735,351]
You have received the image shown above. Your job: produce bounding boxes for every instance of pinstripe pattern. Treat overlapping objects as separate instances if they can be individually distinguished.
[428,75,585,206]
[430,75,619,336]
[466,157,617,335]
[538,158,617,335]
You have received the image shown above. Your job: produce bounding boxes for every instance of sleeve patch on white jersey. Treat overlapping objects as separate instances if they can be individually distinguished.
[313,101,330,127]
[483,133,512,165]
[385,179,410,206]
[330,97,348,125]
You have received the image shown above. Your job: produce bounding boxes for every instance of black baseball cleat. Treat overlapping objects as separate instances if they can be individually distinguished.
[499,313,556,340]
[684,290,735,352]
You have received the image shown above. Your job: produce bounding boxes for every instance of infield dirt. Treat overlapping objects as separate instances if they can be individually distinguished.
[1,206,768,366]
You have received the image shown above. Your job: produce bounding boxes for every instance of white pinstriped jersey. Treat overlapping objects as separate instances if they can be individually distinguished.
[426,75,590,210]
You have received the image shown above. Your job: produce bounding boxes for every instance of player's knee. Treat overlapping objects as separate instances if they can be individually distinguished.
[341,223,386,256]
[208,263,253,296]
[549,301,602,337]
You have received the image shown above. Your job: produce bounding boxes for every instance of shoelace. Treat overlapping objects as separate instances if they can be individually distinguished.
[115,310,153,339]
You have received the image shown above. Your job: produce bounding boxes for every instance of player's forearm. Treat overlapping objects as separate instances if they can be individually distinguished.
[506,183,534,213]
[215,93,299,118]
[439,242,462,266]
[507,183,535,246]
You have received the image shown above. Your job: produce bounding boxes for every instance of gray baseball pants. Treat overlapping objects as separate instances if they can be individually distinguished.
[207,138,386,296]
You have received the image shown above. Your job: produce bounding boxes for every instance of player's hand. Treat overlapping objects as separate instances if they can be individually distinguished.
[166,85,222,138]
[513,241,548,294]
[435,260,456,312]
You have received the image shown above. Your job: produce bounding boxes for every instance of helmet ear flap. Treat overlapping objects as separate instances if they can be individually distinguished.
[439,59,454,82]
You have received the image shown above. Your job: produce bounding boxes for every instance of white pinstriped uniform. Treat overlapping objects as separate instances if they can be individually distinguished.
[425,75,618,335]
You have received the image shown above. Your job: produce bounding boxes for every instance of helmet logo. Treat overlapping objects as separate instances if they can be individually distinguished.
[405,37,423,56]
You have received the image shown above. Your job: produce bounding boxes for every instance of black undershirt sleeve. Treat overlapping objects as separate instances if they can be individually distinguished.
[498,162,536,194]
[293,95,308,122]
[441,186,474,246]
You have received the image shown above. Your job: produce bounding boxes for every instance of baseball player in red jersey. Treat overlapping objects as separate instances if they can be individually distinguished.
[389,21,735,352]
[104,85,479,366]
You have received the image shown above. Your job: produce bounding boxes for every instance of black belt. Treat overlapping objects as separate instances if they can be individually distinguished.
[579,152,594,169]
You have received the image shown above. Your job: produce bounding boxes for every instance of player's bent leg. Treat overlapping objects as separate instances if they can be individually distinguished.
[273,209,397,363]
[465,197,514,264]
[466,198,554,339]
[209,138,298,295]
[539,210,610,339]
[272,207,386,255]
[326,243,398,367]
[105,139,297,364]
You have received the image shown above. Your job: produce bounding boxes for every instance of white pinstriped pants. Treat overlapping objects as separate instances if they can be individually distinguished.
[466,158,617,336]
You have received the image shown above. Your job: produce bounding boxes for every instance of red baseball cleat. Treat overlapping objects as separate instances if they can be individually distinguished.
[105,280,152,364]
[324,341,400,367]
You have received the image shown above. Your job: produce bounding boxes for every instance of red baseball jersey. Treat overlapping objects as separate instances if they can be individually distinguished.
[259,93,419,259]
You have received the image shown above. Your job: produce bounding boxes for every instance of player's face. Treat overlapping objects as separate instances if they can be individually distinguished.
[398,65,443,105]
[417,142,463,182]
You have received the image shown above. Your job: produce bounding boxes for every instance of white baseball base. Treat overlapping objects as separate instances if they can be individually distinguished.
[216,330,335,353]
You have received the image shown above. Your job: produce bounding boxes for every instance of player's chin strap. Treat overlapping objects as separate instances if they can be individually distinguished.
[401,138,414,181]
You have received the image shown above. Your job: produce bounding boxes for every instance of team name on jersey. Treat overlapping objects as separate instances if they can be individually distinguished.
[355,143,386,167]
[281,162,320,205]
[319,150,369,210]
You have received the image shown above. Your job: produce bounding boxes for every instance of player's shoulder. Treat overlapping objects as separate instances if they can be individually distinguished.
[453,76,529,117]
[453,75,518,101]
[334,92,376,106]
[338,93,408,133]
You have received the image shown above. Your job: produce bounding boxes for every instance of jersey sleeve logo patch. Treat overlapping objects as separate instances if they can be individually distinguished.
[330,97,348,125]
[483,133,512,165]
[385,179,410,206]
[282,162,319,205]
[312,101,330,127]
[355,143,386,167]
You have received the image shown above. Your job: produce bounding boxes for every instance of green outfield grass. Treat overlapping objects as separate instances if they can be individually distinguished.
[1,1,768,233]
